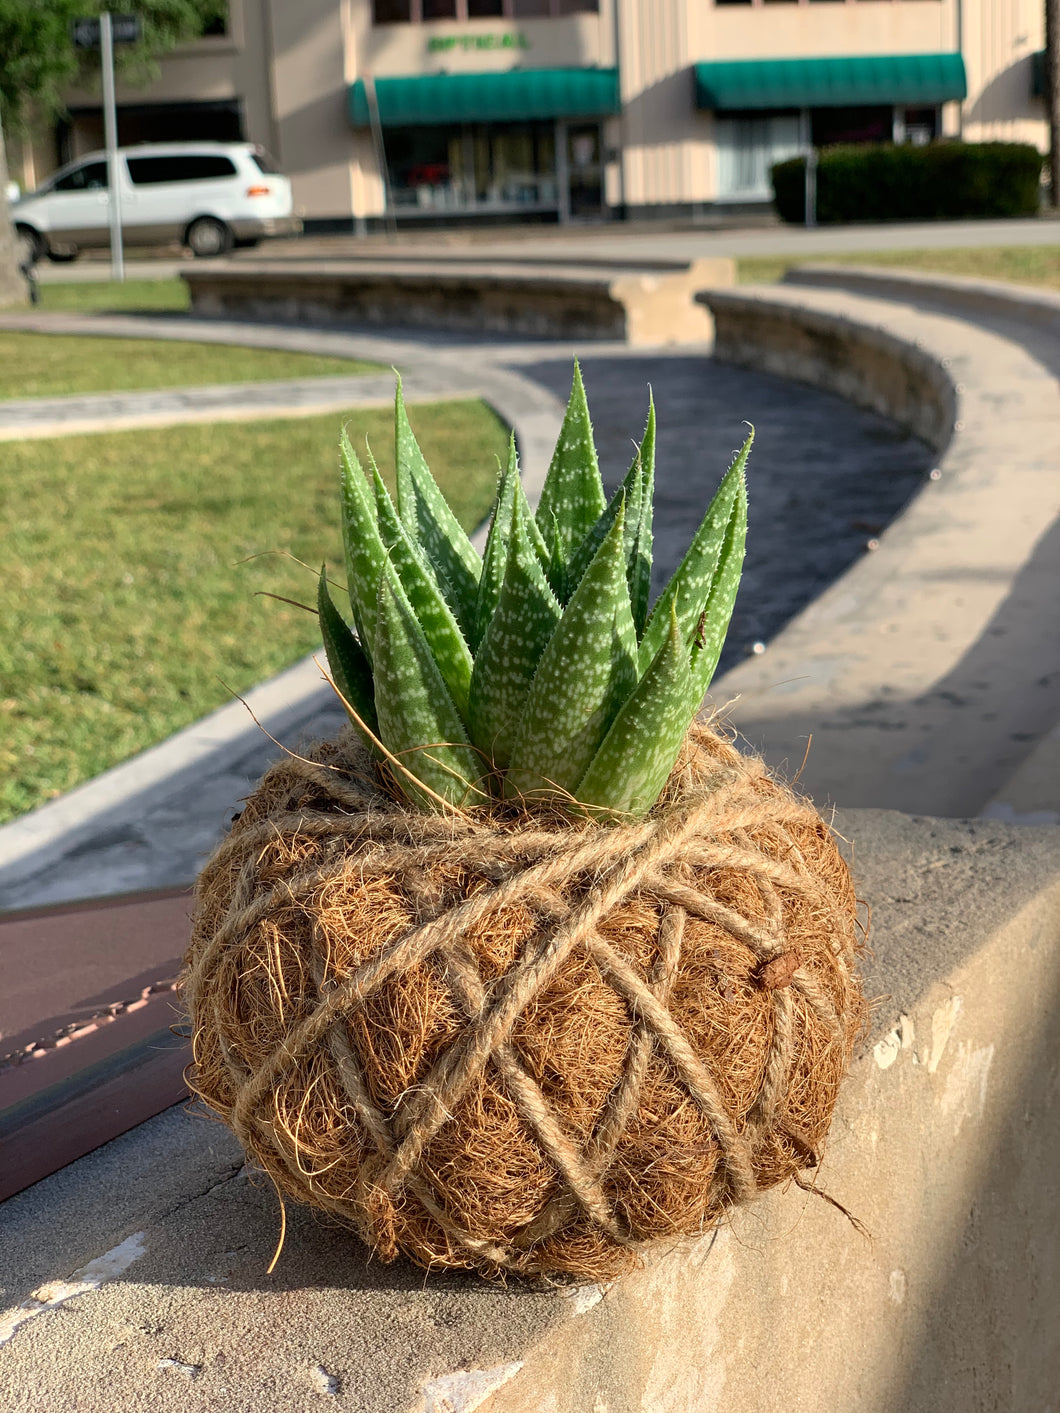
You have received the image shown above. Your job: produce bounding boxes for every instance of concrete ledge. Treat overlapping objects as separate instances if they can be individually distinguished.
[183,258,733,346]
[784,261,1060,330]
[701,283,1060,818]
[2,808,1056,1411]
[699,286,956,448]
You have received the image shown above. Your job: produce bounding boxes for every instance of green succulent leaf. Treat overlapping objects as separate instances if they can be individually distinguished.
[566,394,657,614]
[534,361,607,601]
[393,376,481,639]
[339,428,388,663]
[576,605,695,820]
[637,430,753,674]
[629,395,656,637]
[467,494,563,771]
[317,565,379,746]
[373,563,485,812]
[369,457,473,719]
[506,501,638,802]
[690,467,748,699]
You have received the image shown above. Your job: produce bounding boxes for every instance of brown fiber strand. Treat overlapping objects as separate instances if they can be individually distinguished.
[182,721,867,1281]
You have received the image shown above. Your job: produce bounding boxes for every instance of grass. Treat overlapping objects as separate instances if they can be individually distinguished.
[737,243,1060,290]
[0,399,509,823]
[0,330,376,400]
[34,277,191,315]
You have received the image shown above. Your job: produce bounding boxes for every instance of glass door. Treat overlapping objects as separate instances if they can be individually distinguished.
[564,122,605,220]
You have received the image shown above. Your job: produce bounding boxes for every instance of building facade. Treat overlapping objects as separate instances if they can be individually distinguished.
[10,0,1049,228]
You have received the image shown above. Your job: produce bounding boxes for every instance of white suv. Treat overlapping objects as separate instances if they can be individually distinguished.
[13,141,301,262]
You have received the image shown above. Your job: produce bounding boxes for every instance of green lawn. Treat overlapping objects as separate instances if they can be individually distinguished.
[0,399,508,823]
[0,330,376,400]
[37,278,191,315]
[738,243,1060,291]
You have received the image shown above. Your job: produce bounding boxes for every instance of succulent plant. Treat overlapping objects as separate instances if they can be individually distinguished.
[318,364,750,819]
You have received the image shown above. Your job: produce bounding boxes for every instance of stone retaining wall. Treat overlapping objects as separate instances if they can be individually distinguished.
[183,257,732,346]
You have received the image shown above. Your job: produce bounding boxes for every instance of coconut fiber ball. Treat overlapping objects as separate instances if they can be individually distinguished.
[184,722,866,1282]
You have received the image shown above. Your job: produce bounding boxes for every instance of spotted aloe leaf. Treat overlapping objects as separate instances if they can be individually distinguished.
[637,430,752,674]
[394,377,481,639]
[534,361,607,602]
[369,457,473,719]
[317,566,378,745]
[467,494,562,770]
[566,395,656,616]
[339,428,387,663]
[690,468,748,699]
[576,605,695,819]
[628,397,656,638]
[506,502,638,802]
[373,563,485,812]
[473,435,549,653]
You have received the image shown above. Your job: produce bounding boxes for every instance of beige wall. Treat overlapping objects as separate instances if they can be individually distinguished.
[961,0,1046,145]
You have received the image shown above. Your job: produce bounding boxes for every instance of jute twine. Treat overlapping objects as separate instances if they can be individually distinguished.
[184,722,866,1280]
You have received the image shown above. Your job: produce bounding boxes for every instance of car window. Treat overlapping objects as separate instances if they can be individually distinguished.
[52,161,109,192]
[250,150,279,174]
[126,155,238,185]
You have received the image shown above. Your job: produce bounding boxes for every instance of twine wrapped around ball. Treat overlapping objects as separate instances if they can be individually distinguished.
[183,722,866,1281]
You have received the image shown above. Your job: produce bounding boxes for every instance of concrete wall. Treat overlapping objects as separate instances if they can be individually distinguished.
[2,810,1056,1412]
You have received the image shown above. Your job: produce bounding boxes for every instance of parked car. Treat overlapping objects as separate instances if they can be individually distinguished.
[11,141,301,262]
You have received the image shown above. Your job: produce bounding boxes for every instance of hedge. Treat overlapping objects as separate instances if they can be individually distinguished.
[771,142,1043,224]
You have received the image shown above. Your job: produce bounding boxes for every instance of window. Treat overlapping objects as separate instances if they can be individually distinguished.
[374,0,596,19]
[199,0,229,34]
[126,154,237,184]
[715,112,801,199]
[52,160,108,191]
[385,121,558,212]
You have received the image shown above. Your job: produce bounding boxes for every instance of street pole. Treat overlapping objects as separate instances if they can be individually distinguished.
[805,147,818,228]
[363,75,396,240]
[100,12,125,282]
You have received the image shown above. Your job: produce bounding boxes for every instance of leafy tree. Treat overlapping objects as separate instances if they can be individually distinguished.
[0,0,227,302]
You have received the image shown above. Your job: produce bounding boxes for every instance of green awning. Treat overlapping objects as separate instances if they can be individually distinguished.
[694,53,967,112]
[348,68,620,128]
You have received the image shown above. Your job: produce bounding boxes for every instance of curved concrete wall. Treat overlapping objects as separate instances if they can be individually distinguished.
[700,286,957,451]
[698,281,1060,820]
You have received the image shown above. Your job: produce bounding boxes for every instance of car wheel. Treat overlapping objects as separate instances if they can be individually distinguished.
[186,217,233,258]
[15,225,44,266]
[45,243,80,263]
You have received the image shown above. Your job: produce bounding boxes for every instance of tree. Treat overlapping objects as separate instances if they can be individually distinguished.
[0,0,227,303]
[1048,0,1060,208]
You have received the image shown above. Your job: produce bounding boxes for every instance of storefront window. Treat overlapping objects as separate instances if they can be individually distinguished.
[423,0,457,14]
[385,121,558,213]
[715,112,801,199]
[811,106,892,145]
[468,0,504,14]
[374,0,412,21]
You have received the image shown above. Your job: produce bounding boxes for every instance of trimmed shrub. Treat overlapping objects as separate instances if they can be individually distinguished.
[772,142,1043,225]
